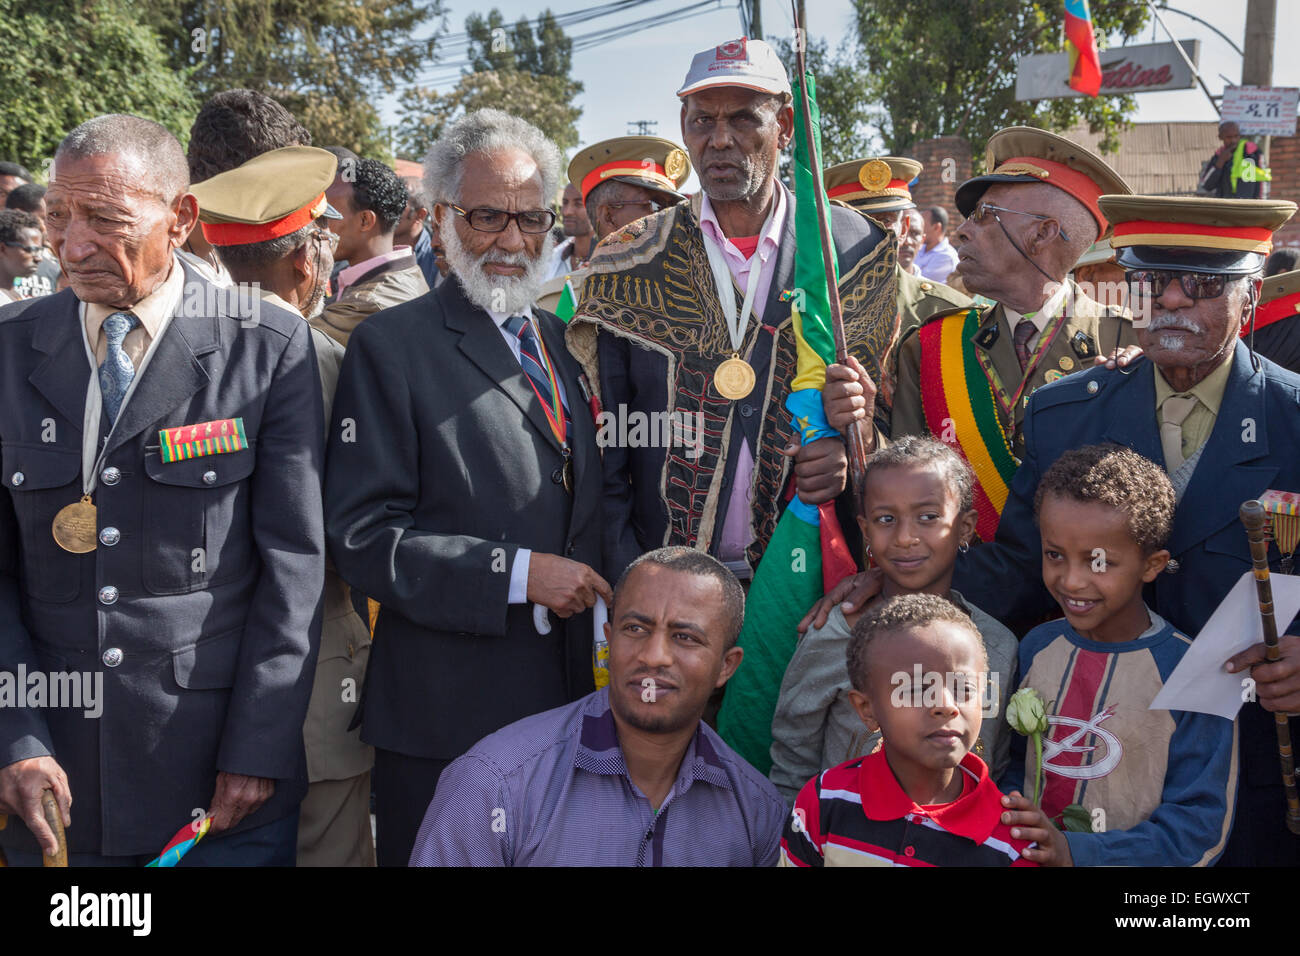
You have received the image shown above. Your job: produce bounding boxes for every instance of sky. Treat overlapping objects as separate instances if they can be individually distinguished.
[380,0,1300,188]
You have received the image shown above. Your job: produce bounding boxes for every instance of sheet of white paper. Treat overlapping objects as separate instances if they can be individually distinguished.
[592,596,608,645]
[1151,571,1300,720]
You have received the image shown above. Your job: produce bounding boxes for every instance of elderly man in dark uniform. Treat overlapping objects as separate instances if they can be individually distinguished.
[324,108,609,867]
[0,114,325,865]
[951,195,1300,866]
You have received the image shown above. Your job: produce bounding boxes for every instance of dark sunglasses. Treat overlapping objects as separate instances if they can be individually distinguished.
[448,204,556,235]
[1125,269,1227,301]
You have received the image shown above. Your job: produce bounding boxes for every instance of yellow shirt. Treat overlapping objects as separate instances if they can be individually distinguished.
[83,260,184,366]
[1153,354,1234,463]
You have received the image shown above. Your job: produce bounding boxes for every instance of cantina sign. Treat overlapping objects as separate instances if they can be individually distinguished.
[1015,40,1200,101]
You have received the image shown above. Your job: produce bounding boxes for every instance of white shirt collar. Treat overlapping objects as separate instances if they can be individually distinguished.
[1004,279,1070,333]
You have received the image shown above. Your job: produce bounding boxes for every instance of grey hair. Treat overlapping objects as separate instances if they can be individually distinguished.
[423,108,561,207]
[584,179,649,227]
[55,114,189,203]
[213,222,315,271]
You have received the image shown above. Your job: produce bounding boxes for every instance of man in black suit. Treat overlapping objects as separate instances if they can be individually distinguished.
[324,108,609,867]
[0,114,325,865]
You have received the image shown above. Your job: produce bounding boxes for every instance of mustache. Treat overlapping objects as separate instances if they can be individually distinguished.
[1146,312,1205,334]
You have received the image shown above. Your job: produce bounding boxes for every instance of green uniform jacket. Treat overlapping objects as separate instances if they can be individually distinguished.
[891,278,1135,459]
[878,266,971,430]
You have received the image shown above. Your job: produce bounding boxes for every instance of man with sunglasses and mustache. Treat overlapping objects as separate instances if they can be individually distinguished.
[890,128,1138,544]
[949,195,1300,866]
[323,108,609,866]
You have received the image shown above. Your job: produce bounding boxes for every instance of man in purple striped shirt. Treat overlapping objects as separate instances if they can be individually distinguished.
[409,547,786,866]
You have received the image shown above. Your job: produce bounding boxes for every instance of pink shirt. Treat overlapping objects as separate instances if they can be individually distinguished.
[698,185,790,570]
[335,246,413,297]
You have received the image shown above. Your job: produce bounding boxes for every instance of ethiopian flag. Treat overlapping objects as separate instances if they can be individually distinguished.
[1065,0,1102,97]
[555,278,578,322]
[715,73,857,775]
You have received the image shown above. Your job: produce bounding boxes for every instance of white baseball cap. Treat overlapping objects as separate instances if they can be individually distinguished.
[676,37,792,99]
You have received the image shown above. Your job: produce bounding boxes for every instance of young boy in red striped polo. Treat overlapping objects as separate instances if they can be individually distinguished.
[780,594,1043,866]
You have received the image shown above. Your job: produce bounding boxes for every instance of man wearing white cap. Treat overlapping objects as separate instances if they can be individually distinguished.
[566,37,896,584]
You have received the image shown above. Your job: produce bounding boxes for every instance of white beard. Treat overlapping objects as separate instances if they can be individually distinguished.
[443,222,554,314]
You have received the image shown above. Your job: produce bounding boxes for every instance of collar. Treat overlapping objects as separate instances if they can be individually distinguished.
[488,306,534,333]
[337,246,412,294]
[858,747,1001,845]
[1003,280,1069,334]
[84,255,185,342]
[698,182,787,269]
[573,688,734,795]
[1153,346,1235,414]
[258,288,302,318]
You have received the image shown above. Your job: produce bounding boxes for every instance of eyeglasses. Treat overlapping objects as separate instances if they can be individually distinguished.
[448,204,556,234]
[1125,269,1227,301]
[3,242,43,255]
[968,202,1070,244]
[309,228,340,250]
[603,200,660,214]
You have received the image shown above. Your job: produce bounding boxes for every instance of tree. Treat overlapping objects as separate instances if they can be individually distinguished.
[850,0,1150,161]
[0,0,196,172]
[771,35,876,169]
[141,0,445,159]
[396,7,583,160]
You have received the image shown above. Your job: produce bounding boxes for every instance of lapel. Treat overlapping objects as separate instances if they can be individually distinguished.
[1166,343,1278,556]
[439,276,562,452]
[107,264,221,456]
[29,290,91,428]
[1099,359,1162,456]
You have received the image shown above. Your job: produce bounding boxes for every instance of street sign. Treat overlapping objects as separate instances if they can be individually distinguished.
[1016,40,1199,101]
[1220,86,1299,137]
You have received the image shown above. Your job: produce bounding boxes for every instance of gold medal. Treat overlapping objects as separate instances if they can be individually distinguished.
[52,494,97,553]
[1058,356,1075,371]
[714,355,756,401]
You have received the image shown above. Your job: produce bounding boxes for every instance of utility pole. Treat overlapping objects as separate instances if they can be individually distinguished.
[627,120,658,136]
[1242,0,1275,87]
[750,0,762,40]
[1243,0,1277,196]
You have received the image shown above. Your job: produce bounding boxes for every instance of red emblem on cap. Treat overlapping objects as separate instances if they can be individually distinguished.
[716,38,747,61]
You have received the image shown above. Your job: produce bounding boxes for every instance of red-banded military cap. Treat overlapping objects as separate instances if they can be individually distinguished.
[955,126,1131,237]
[191,146,342,246]
[1248,268,1300,334]
[567,136,689,206]
[1099,195,1297,275]
[823,157,922,213]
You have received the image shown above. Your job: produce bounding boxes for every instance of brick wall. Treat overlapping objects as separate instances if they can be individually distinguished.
[1268,132,1300,250]
[909,135,971,224]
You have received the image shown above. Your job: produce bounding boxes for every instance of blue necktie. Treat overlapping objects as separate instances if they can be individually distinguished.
[504,314,571,430]
[98,311,139,426]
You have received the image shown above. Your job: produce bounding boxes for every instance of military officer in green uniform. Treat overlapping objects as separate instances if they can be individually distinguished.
[890,127,1137,540]
[537,136,689,314]
[824,156,970,422]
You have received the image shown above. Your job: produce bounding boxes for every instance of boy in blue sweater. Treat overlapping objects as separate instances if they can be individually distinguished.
[999,444,1237,866]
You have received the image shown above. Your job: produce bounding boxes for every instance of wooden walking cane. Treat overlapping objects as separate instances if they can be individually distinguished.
[0,788,68,866]
[1239,499,1300,835]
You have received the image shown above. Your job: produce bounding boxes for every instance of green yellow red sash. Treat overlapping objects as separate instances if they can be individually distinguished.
[918,309,1019,540]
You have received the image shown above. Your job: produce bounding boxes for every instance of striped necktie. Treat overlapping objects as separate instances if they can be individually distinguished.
[99,310,140,426]
[504,314,571,430]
